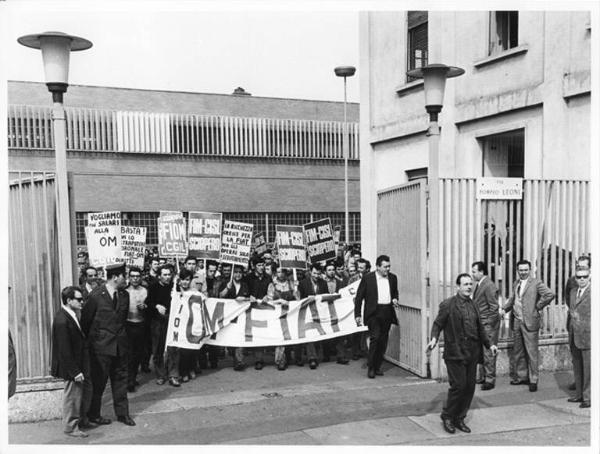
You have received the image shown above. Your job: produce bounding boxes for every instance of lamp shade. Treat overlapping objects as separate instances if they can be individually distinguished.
[18,32,92,85]
[334,66,356,78]
[406,63,464,108]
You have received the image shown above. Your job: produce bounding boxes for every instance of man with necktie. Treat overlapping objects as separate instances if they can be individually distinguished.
[502,260,555,392]
[81,262,136,426]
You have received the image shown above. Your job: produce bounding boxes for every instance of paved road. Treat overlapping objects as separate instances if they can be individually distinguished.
[8,354,591,446]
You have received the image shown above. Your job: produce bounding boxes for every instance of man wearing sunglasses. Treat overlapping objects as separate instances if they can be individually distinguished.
[567,266,591,408]
[51,286,92,438]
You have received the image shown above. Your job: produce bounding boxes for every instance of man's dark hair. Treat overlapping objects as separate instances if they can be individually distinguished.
[206,260,217,270]
[84,266,97,276]
[158,264,173,275]
[376,255,390,267]
[517,260,531,269]
[129,266,142,275]
[106,266,126,280]
[577,255,591,268]
[184,256,197,264]
[310,263,322,272]
[233,265,244,273]
[61,286,83,305]
[456,273,472,285]
[150,257,160,264]
[178,268,194,281]
[471,261,488,275]
[356,258,368,267]
[325,261,336,270]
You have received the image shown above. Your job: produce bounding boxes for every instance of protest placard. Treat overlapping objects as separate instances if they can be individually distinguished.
[158,211,188,257]
[188,211,222,259]
[220,220,253,267]
[252,232,267,256]
[121,226,146,267]
[86,225,123,268]
[165,286,367,349]
[275,225,307,269]
[87,211,121,228]
[303,218,336,264]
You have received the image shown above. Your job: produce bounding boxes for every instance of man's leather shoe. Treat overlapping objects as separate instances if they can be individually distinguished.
[233,363,246,371]
[454,419,471,433]
[580,401,591,408]
[65,429,89,438]
[442,418,456,434]
[481,383,495,391]
[78,420,97,430]
[568,382,576,391]
[254,361,264,370]
[89,416,111,425]
[309,360,318,370]
[375,369,384,376]
[169,377,181,387]
[568,397,583,403]
[277,363,287,371]
[336,358,349,365]
[510,379,529,385]
[529,383,537,392]
[367,368,376,379]
[117,415,136,426]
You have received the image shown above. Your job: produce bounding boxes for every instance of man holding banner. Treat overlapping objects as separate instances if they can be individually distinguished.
[354,255,400,379]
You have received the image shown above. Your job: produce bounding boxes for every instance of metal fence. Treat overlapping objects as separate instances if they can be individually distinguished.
[437,178,590,341]
[9,171,61,381]
[8,105,360,160]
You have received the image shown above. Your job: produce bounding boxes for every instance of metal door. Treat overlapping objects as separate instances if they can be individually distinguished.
[377,180,428,376]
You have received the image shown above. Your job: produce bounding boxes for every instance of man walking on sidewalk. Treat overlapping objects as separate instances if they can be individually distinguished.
[427,273,497,434]
[502,260,555,392]
[471,261,500,390]
[354,255,400,379]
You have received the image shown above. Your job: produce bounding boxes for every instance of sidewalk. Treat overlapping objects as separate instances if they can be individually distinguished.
[8,356,590,446]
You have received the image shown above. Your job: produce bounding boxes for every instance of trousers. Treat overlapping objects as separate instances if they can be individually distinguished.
[88,351,129,419]
[510,318,539,383]
[62,378,92,433]
[366,305,394,370]
[570,332,591,402]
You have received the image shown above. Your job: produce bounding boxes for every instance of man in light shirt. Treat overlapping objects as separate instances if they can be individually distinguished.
[502,260,555,392]
[354,255,400,379]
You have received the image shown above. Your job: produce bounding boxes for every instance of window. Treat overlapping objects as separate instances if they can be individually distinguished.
[407,11,428,82]
[489,11,518,56]
[406,167,428,182]
[479,129,524,178]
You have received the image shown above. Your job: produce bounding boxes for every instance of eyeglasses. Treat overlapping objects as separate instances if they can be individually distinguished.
[73,297,84,302]
[576,275,589,279]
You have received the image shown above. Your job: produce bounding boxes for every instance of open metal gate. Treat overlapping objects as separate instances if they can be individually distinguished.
[377,180,428,377]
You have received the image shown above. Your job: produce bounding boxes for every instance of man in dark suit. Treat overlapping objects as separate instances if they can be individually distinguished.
[354,254,400,378]
[427,273,497,434]
[219,265,251,371]
[564,255,591,391]
[297,263,329,369]
[80,266,98,301]
[502,259,555,392]
[51,286,92,437]
[567,267,591,408]
[81,263,135,426]
[323,261,349,365]
[471,261,500,390]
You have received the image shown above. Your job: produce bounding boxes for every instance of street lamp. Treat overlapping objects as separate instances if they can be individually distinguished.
[334,65,356,249]
[406,63,464,378]
[18,32,93,288]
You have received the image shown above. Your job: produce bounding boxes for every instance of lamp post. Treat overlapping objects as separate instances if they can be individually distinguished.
[18,32,93,288]
[406,63,464,378]
[334,65,356,248]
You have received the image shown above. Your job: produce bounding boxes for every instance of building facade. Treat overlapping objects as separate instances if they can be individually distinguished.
[360,11,591,378]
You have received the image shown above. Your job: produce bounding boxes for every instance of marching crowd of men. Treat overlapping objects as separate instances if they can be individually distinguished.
[50,247,591,438]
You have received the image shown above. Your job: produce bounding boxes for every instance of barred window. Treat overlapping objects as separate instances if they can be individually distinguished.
[407,11,428,82]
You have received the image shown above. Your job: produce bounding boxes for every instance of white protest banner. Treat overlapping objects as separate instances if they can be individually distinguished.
[165,292,251,349]
[86,225,123,268]
[205,291,367,347]
[188,211,222,259]
[303,218,336,264]
[276,225,307,270]
[220,220,253,267]
[121,226,146,267]
[158,211,188,257]
[87,211,121,228]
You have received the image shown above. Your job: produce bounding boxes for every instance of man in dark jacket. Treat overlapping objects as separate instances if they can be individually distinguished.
[297,263,329,369]
[354,255,399,378]
[471,261,500,390]
[52,286,92,437]
[427,273,497,434]
[81,263,135,427]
